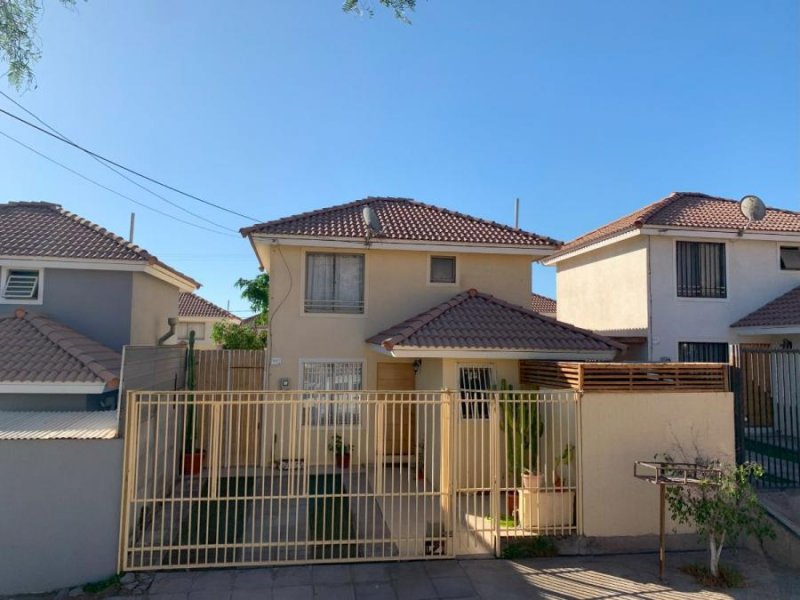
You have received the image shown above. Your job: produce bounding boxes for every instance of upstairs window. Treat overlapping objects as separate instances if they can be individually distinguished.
[305,253,365,313]
[678,342,729,363]
[430,256,456,284]
[676,241,726,298]
[1,268,41,302]
[780,247,800,271]
[459,365,494,419]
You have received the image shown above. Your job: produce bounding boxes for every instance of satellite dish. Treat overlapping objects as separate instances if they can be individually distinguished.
[362,206,383,238]
[740,195,767,223]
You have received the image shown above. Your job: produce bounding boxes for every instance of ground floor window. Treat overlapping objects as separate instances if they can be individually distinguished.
[458,365,494,419]
[678,342,729,363]
[301,360,363,425]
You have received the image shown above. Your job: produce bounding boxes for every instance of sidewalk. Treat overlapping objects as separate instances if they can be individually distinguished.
[14,549,800,600]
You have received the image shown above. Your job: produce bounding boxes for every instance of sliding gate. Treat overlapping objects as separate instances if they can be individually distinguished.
[118,389,579,571]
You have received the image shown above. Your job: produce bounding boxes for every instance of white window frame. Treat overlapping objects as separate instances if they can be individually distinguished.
[427,254,459,286]
[0,265,44,305]
[299,358,365,426]
[457,363,496,419]
[177,321,207,341]
[779,246,800,271]
[302,251,367,316]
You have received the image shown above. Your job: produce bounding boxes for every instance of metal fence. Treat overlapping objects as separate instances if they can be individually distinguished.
[119,389,579,571]
[733,348,800,488]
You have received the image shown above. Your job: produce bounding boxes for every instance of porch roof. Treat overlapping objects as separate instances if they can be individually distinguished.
[366,289,624,360]
[731,284,800,333]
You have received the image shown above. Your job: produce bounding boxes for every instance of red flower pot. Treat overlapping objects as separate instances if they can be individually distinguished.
[183,451,205,475]
[335,453,351,469]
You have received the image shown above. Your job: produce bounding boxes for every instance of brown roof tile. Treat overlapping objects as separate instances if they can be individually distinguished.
[241,197,560,247]
[0,310,121,387]
[366,289,623,353]
[530,293,557,314]
[0,201,201,287]
[552,192,800,257]
[178,293,239,320]
[731,285,800,328]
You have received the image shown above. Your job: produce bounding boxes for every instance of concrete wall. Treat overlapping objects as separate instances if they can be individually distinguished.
[556,236,649,335]
[130,272,180,346]
[0,268,133,351]
[0,438,123,595]
[266,244,534,390]
[649,236,800,360]
[580,391,734,538]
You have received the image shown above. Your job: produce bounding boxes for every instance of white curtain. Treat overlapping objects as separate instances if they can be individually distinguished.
[306,253,335,311]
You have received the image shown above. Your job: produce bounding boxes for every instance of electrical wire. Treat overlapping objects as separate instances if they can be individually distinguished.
[0,91,237,234]
[0,128,238,238]
[0,105,263,222]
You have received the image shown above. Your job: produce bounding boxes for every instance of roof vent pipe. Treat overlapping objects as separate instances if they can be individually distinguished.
[158,316,178,345]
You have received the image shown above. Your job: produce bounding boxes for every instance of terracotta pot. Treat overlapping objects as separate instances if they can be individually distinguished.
[521,470,543,489]
[335,453,351,469]
[182,451,205,475]
[506,490,519,516]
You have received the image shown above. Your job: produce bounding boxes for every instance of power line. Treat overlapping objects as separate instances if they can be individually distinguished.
[0,91,237,234]
[0,105,263,223]
[0,128,239,238]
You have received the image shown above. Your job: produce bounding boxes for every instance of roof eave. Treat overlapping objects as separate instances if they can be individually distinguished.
[0,382,109,394]
[369,344,619,361]
[731,324,800,335]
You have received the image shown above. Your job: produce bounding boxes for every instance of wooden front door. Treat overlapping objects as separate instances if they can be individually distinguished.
[377,362,416,456]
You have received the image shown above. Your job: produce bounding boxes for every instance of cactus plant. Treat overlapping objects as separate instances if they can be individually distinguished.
[496,379,544,488]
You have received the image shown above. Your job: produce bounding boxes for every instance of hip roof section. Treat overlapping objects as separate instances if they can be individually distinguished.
[179,292,239,320]
[731,284,800,329]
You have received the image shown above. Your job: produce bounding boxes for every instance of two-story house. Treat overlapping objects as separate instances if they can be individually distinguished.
[177,292,240,349]
[241,197,621,400]
[545,192,800,361]
[0,201,200,410]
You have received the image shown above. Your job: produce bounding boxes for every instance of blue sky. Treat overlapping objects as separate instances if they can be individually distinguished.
[1,0,797,313]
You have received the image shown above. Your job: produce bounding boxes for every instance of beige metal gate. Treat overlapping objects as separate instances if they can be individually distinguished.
[118,389,579,571]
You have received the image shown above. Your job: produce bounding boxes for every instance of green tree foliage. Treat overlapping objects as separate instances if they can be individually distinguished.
[0,0,77,90]
[342,0,416,23]
[211,321,267,350]
[235,273,269,326]
[664,460,774,578]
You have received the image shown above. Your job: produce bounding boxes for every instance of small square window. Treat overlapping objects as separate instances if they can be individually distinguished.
[780,247,800,271]
[1,269,40,301]
[430,256,456,283]
[177,322,206,341]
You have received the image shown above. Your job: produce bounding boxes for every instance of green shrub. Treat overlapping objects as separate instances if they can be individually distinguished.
[500,536,558,559]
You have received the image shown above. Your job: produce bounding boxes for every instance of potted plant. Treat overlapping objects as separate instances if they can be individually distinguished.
[182,330,205,475]
[328,434,351,469]
[553,444,576,489]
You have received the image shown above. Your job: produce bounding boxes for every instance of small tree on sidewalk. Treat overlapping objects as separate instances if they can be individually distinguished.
[664,460,774,578]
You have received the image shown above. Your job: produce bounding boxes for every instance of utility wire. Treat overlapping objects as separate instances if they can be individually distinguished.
[0,91,237,234]
[0,128,238,238]
[0,105,262,222]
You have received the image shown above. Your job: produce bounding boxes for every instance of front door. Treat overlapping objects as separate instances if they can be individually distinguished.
[377,362,416,456]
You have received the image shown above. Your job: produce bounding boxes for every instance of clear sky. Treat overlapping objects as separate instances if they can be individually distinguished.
[1,0,797,314]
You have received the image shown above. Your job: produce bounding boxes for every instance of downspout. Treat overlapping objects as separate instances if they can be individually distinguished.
[647,236,654,361]
[158,317,178,345]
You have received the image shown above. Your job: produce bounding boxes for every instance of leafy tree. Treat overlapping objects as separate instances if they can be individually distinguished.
[0,0,78,90]
[235,273,269,326]
[342,0,416,23]
[664,460,774,578]
[211,321,266,350]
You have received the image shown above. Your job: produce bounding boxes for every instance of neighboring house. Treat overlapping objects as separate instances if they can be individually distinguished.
[242,313,267,331]
[530,292,557,318]
[0,201,200,409]
[545,192,800,361]
[177,292,240,349]
[241,196,622,399]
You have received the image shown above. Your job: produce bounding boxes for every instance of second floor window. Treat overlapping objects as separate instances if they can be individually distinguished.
[780,247,800,271]
[676,241,726,298]
[430,256,456,283]
[1,268,41,302]
[305,253,365,313]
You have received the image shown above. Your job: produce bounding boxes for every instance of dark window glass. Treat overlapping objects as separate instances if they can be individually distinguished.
[676,241,726,298]
[678,342,729,363]
[780,247,800,271]
[430,256,456,283]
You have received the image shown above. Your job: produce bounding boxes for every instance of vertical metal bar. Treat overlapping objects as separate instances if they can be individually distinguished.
[659,484,666,580]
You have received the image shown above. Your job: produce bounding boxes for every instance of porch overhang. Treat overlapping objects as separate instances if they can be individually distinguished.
[369,343,619,361]
[732,325,800,336]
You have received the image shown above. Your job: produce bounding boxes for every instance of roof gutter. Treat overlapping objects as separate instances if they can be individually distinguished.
[368,344,619,361]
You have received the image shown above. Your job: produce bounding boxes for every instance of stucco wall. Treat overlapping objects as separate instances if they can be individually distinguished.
[555,236,649,334]
[130,272,180,346]
[0,268,133,351]
[0,438,123,595]
[266,244,534,389]
[580,391,734,537]
[649,236,800,360]
[0,393,88,411]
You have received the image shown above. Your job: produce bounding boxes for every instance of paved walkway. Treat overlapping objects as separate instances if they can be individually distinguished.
[75,549,795,600]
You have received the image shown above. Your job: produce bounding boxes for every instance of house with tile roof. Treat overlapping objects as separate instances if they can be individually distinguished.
[241,197,622,432]
[544,192,800,361]
[0,201,200,409]
[530,292,557,318]
[177,292,240,349]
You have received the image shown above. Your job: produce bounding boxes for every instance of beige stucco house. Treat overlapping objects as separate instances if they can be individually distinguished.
[544,192,800,361]
[177,292,240,349]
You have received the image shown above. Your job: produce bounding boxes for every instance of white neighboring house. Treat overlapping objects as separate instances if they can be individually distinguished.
[544,192,800,361]
[177,292,241,349]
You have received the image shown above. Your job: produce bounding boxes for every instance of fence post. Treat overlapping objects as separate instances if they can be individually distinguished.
[490,390,501,557]
[439,389,456,550]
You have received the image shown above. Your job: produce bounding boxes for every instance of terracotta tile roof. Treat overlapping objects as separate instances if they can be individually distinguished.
[552,192,800,257]
[0,309,121,388]
[530,293,557,314]
[178,293,238,320]
[241,197,560,247]
[0,201,200,287]
[366,289,623,353]
[731,285,800,328]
